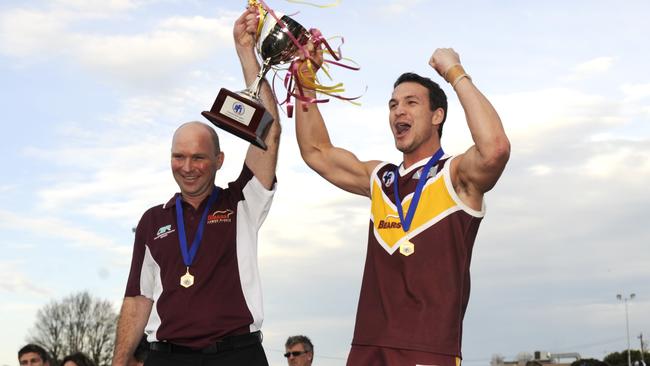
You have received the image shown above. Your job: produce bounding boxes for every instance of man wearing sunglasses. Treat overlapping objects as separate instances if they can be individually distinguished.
[284,335,314,366]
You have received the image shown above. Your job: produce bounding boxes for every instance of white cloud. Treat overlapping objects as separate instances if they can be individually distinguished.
[0,261,53,296]
[71,15,234,80]
[0,184,16,193]
[529,164,552,176]
[581,145,650,179]
[0,210,130,255]
[621,82,650,102]
[0,9,69,58]
[53,0,141,13]
[376,0,424,16]
[566,56,615,81]
[491,87,621,154]
[0,5,236,86]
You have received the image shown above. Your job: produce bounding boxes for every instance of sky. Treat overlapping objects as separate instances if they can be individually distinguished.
[1,0,649,365]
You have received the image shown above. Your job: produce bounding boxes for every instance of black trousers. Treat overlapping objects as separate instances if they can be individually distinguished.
[144,343,268,366]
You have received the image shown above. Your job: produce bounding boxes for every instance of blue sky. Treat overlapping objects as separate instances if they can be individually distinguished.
[1,1,649,366]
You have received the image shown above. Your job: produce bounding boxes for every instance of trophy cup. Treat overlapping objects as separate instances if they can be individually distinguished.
[202,10,309,150]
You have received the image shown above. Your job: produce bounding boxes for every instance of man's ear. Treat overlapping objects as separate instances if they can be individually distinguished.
[215,151,225,170]
[431,107,445,127]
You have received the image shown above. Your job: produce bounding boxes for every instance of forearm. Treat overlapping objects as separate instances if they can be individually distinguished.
[237,47,280,145]
[454,78,510,166]
[294,93,334,171]
[237,46,281,188]
[111,296,152,366]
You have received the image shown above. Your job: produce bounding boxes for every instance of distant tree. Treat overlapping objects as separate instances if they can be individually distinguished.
[492,354,506,366]
[27,291,118,366]
[571,358,610,366]
[518,352,534,364]
[604,350,650,366]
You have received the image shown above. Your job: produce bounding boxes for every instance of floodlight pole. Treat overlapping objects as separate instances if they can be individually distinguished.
[617,293,636,366]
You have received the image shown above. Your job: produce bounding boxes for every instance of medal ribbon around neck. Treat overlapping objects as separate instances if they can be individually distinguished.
[393,148,444,233]
[175,186,221,270]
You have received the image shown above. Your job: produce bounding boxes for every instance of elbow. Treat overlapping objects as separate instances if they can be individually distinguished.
[484,135,511,169]
[270,123,282,143]
[298,143,328,175]
[270,118,282,138]
[299,147,319,172]
[264,119,281,148]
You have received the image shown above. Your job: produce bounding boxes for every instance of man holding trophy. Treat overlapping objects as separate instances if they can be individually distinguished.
[112,6,280,366]
[294,48,511,364]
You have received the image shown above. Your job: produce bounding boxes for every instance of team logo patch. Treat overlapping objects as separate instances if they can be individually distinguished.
[382,171,395,187]
[154,224,175,240]
[208,209,234,224]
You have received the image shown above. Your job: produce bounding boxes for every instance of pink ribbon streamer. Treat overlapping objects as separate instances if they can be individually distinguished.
[255,0,361,117]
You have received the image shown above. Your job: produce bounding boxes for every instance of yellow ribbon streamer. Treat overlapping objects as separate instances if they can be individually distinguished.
[248,0,267,39]
[248,0,361,107]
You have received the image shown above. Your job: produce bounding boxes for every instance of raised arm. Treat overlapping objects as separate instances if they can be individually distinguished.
[234,8,281,189]
[111,296,152,366]
[429,48,510,208]
[294,55,380,197]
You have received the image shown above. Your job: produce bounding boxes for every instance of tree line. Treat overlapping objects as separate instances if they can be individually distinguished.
[27,291,650,366]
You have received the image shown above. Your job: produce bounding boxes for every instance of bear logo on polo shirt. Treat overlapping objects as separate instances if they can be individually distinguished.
[154,224,175,240]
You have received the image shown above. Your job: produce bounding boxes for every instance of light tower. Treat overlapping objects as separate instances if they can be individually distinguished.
[617,293,636,366]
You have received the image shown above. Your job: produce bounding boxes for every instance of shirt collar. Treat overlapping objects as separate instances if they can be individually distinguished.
[398,153,449,176]
[162,191,215,211]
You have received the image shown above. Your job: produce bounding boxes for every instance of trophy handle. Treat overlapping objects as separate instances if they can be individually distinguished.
[243,58,272,100]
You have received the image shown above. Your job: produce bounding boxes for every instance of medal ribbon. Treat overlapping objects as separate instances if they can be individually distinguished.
[393,148,445,232]
[175,187,220,268]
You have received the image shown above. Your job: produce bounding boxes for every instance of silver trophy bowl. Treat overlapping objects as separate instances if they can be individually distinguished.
[244,13,310,99]
[259,15,310,65]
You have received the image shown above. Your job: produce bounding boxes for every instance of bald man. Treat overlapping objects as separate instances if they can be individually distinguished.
[112,7,280,366]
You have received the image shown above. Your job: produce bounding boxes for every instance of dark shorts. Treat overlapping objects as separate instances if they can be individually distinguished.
[346,345,460,366]
[145,342,268,366]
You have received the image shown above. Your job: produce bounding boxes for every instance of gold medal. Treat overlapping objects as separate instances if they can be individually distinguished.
[399,240,415,256]
[180,267,194,288]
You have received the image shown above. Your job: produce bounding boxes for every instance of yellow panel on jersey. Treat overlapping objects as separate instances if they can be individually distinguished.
[371,173,458,255]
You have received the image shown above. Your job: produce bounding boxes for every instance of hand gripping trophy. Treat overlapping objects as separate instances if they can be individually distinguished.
[202,0,358,150]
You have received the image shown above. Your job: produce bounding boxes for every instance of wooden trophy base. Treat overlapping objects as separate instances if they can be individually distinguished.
[202,88,274,150]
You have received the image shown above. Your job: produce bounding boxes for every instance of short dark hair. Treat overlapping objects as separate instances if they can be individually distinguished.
[285,335,314,353]
[393,72,448,138]
[61,352,96,366]
[18,344,51,364]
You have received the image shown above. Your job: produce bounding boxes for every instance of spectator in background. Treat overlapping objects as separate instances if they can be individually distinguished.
[18,344,51,366]
[284,335,313,366]
[61,352,96,366]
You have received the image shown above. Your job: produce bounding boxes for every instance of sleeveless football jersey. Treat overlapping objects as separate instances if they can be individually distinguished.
[351,156,484,357]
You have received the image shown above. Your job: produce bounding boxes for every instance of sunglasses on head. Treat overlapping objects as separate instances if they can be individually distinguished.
[284,350,309,358]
